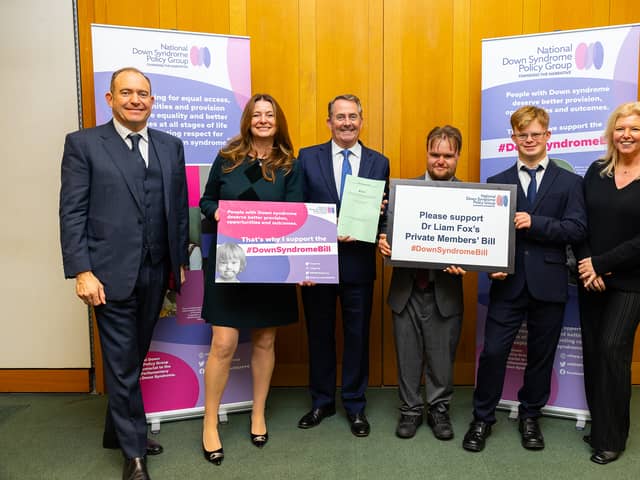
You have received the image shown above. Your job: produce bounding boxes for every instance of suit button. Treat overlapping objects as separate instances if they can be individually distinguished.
[524,250,529,255]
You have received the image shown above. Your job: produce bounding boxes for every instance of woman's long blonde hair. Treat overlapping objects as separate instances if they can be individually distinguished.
[598,101,640,178]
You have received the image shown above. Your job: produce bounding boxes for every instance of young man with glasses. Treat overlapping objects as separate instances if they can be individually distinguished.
[462,105,587,453]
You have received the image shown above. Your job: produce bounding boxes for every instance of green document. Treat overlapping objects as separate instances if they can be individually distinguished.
[337,175,385,243]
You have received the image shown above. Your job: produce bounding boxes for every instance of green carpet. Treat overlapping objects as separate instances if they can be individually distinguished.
[0,387,638,479]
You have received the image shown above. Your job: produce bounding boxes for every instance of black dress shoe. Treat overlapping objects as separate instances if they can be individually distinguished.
[396,413,423,439]
[144,438,163,455]
[519,417,544,450]
[104,437,164,456]
[462,420,492,452]
[590,449,621,465]
[123,457,150,480]
[202,443,224,465]
[427,403,454,440]
[348,412,370,437]
[297,406,336,429]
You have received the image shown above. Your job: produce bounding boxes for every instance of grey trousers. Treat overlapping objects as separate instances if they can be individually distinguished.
[393,288,463,415]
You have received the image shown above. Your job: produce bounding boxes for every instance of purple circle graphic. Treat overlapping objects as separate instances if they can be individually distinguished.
[593,41,604,69]
[203,47,211,68]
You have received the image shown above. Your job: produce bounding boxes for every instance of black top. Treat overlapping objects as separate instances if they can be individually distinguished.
[199,154,303,327]
[576,160,640,292]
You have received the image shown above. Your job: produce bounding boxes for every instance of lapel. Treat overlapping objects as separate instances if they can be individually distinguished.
[504,164,528,210]
[531,159,559,211]
[358,142,373,178]
[317,141,340,203]
[149,128,172,216]
[99,121,143,213]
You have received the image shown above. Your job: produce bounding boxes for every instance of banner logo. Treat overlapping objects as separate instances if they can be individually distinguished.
[496,195,509,207]
[190,46,211,67]
[575,41,604,70]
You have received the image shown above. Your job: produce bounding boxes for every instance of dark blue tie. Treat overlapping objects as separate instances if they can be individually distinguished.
[128,133,146,168]
[339,149,352,199]
[522,165,541,204]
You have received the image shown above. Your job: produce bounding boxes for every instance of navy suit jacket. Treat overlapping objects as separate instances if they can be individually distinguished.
[487,159,587,303]
[298,141,390,283]
[59,121,189,301]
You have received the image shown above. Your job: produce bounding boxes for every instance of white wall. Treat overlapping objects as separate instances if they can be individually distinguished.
[0,0,90,367]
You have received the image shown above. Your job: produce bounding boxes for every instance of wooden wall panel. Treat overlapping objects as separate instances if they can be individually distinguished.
[174,0,230,34]
[382,0,458,384]
[0,370,91,393]
[246,0,300,143]
[539,0,609,32]
[611,0,640,24]
[94,0,160,28]
[276,0,387,385]
[67,0,640,395]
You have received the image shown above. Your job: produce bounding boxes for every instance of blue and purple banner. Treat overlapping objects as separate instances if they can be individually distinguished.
[91,24,253,426]
[479,24,640,421]
[216,201,339,284]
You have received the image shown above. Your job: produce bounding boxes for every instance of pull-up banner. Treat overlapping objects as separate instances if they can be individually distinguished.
[91,24,252,428]
[479,24,640,424]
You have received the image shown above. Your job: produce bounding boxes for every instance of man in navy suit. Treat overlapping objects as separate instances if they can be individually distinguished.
[297,94,389,437]
[60,68,189,480]
[462,106,587,453]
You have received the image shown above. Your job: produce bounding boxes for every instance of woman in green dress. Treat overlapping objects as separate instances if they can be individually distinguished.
[199,94,302,464]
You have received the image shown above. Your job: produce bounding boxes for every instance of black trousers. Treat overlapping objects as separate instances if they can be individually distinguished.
[301,282,373,415]
[579,287,640,451]
[96,255,169,458]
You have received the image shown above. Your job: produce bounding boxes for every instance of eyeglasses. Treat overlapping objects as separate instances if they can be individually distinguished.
[512,131,547,142]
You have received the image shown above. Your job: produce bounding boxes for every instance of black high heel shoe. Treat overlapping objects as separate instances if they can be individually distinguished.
[250,423,269,448]
[202,438,224,465]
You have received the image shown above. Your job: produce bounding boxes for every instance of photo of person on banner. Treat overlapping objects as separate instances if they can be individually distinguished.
[576,101,640,465]
[199,93,303,465]
[378,125,466,441]
[463,105,587,453]
[215,242,247,283]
